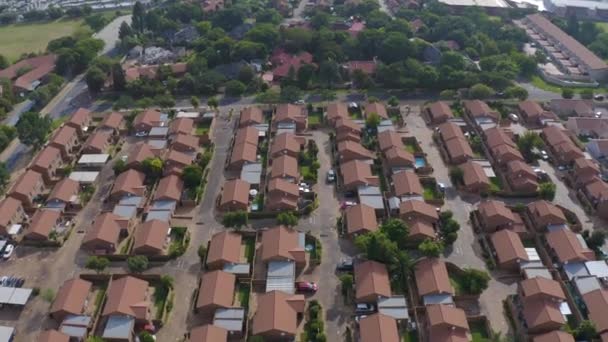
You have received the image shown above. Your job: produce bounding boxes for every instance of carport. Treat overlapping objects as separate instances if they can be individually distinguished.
[0,287,33,306]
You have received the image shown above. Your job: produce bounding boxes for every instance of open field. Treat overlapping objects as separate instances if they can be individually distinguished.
[0,19,85,61]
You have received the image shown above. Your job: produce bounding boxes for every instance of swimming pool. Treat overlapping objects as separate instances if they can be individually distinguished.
[415,156,426,168]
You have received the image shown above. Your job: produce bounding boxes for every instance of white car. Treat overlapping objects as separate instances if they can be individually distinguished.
[540,150,549,160]
[3,245,14,259]
[508,113,519,122]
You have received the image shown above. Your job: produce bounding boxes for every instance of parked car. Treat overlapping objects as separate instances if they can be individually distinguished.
[3,245,14,259]
[540,150,549,161]
[296,281,318,292]
[326,169,336,183]
[508,113,519,122]
[595,95,605,101]
[340,201,357,209]
[437,183,446,193]
[336,258,354,272]
[355,303,376,314]
[355,315,368,324]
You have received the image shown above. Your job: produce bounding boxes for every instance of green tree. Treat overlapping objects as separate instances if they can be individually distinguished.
[191,96,199,109]
[585,230,606,251]
[277,211,298,226]
[460,268,491,295]
[139,332,155,342]
[561,88,574,99]
[197,244,207,263]
[504,86,528,100]
[85,256,110,273]
[127,255,149,273]
[418,239,443,257]
[141,157,163,181]
[112,63,126,91]
[0,162,10,194]
[388,96,399,107]
[113,159,127,175]
[580,88,594,100]
[181,165,203,188]
[222,211,248,228]
[85,66,106,93]
[16,111,51,149]
[118,21,133,39]
[280,85,301,103]
[380,219,409,248]
[355,231,399,265]
[225,80,246,97]
[0,55,8,69]
[86,337,104,342]
[469,83,494,99]
[539,182,556,200]
[318,61,341,88]
[132,1,146,33]
[517,131,543,161]
[207,97,219,110]
[42,288,55,302]
[574,320,598,340]
[365,112,381,129]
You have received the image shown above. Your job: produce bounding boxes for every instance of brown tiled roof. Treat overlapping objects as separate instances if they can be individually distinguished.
[478,200,516,226]
[50,278,92,317]
[267,178,299,197]
[355,260,391,301]
[338,140,375,161]
[582,289,608,333]
[384,146,414,167]
[0,54,56,80]
[252,291,302,336]
[48,178,79,203]
[196,270,235,311]
[493,144,524,164]
[427,102,454,122]
[189,325,228,342]
[28,209,60,239]
[38,330,70,342]
[574,157,600,174]
[491,229,529,266]
[31,146,61,170]
[507,160,536,179]
[542,126,570,147]
[112,169,146,198]
[220,179,250,208]
[127,143,155,166]
[275,104,306,122]
[0,197,22,228]
[260,226,303,262]
[377,130,403,152]
[461,161,490,188]
[240,107,264,126]
[463,100,498,121]
[68,108,91,128]
[484,127,515,150]
[414,258,453,297]
[166,149,194,167]
[230,142,257,165]
[134,109,161,128]
[446,137,474,162]
[429,327,469,342]
[526,14,607,70]
[235,126,260,146]
[359,313,399,342]
[522,299,565,330]
[82,213,121,247]
[270,155,299,179]
[50,125,77,148]
[169,118,194,135]
[399,200,439,221]
[335,116,361,133]
[438,122,464,141]
[133,220,169,253]
[270,133,300,157]
[550,99,594,116]
[172,134,199,151]
[527,201,566,226]
[10,169,43,198]
[101,112,123,130]
[207,231,242,266]
[340,159,377,188]
[408,219,436,239]
[426,304,469,330]
[84,131,110,152]
[345,204,377,235]
[546,228,593,263]
[585,178,608,200]
[327,103,349,122]
[154,174,184,201]
[518,101,556,121]
[521,277,565,301]
[102,276,149,318]
[392,171,423,197]
[533,331,575,342]
[364,102,388,119]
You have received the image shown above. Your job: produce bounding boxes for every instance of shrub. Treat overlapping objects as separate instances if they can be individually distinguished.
[127,255,149,273]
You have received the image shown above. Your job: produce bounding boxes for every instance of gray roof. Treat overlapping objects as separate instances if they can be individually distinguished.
[378,296,409,320]
[113,205,138,220]
[60,324,88,338]
[241,162,263,185]
[150,200,177,212]
[102,315,135,339]
[118,196,144,206]
[223,263,251,275]
[69,171,99,183]
[0,326,14,342]
[523,268,553,280]
[585,260,608,278]
[146,210,171,222]
[213,307,245,332]
[147,139,167,149]
[78,154,110,164]
[266,260,295,294]
[149,127,169,137]
[0,287,32,305]
[574,276,601,295]
[62,315,91,327]
[423,293,454,306]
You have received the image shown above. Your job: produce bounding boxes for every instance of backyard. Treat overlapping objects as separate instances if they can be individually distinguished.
[470,320,490,342]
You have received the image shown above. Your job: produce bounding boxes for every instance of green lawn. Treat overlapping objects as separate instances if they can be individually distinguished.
[470,321,490,342]
[244,237,255,263]
[237,284,250,309]
[0,19,86,62]
[450,277,464,296]
[423,184,443,201]
[195,121,211,135]
[530,75,608,94]
[489,177,502,192]
[402,331,419,342]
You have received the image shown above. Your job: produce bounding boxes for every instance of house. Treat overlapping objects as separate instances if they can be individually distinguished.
[384,146,415,169]
[0,197,26,236]
[549,99,594,117]
[460,161,490,193]
[491,229,529,271]
[392,171,423,198]
[566,117,608,138]
[251,291,305,340]
[101,276,150,340]
[271,49,314,79]
[270,133,302,159]
[571,157,600,186]
[49,125,80,161]
[359,314,399,342]
[437,122,473,164]
[533,331,575,342]
[266,178,299,211]
[463,100,499,125]
[582,289,608,335]
[164,149,195,175]
[542,126,584,165]
[493,144,524,166]
[355,260,391,303]
[0,54,56,92]
[133,109,164,134]
[171,134,199,153]
[526,201,566,230]
[484,127,516,151]
[426,305,470,342]
[506,160,538,193]
[399,200,439,223]
[326,102,349,125]
[425,101,454,124]
[545,228,594,263]
[169,118,194,137]
[66,108,92,137]
[340,160,379,191]
[338,140,374,163]
[518,101,556,125]
[408,219,436,241]
[228,127,259,170]
[29,146,63,184]
[206,231,242,270]
[9,170,45,209]
[46,178,80,211]
[219,179,250,211]
[414,258,453,301]
[155,174,183,202]
[345,204,378,236]
[364,102,388,119]
[518,277,566,334]
[582,178,608,217]
[24,209,61,240]
[347,20,365,36]
[335,117,362,143]
[50,277,92,322]
[274,104,308,131]
[586,139,608,160]
[99,112,123,134]
[81,213,122,254]
[239,107,264,127]
[270,155,299,181]
[126,143,155,170]
[196,270,235,315]
[132,220,170,255]
[476,200,517,232]
[260,226,306,266]
[82,131,111,154]
[110,170,146,202]
[38,330,69,342]
[377,130,403,152]
[189,325,228,342]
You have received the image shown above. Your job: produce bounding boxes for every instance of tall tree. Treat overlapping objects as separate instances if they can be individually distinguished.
[112,63,126,91]
[132,1,146,33]
[85,66,106,93]
[16,112,51,149]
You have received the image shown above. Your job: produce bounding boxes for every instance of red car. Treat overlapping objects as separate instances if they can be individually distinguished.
[296,281,318,292]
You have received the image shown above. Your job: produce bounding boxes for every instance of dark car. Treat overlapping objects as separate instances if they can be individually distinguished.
[336,258,354,272]
[296,281,318,292]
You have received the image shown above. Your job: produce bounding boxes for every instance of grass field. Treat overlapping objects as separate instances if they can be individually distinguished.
[0,19,85,62]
